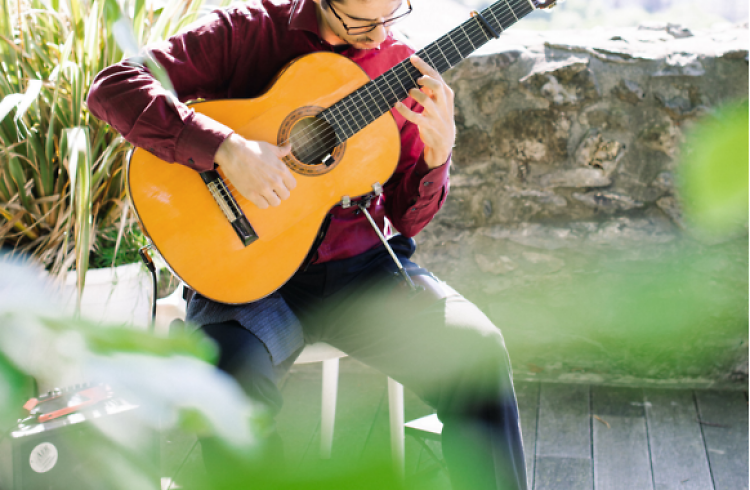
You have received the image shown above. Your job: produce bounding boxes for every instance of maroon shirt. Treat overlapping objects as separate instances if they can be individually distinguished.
[87,0,450,264]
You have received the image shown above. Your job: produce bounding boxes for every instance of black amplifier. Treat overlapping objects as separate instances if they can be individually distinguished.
[0,385,160,490]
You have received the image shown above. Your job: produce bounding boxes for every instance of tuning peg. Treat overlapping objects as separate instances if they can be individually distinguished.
[534,0,562,9]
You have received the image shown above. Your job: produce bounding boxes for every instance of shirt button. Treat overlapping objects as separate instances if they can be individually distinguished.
[423,181,432,186]
[188,158,195,165]
[411,208,417,212]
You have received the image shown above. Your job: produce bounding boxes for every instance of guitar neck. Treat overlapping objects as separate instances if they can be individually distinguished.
[320,0,538,143]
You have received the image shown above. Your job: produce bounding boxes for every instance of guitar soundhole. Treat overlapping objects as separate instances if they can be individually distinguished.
[279,107,345,176]
[290,117,336,165]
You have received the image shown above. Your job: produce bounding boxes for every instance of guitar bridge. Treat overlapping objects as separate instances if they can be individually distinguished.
[201,170,259,247]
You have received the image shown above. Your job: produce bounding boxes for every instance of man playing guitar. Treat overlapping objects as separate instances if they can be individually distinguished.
[88,0,528,488]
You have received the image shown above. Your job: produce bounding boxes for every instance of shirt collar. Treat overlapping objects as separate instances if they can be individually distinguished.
[288,0,321,36]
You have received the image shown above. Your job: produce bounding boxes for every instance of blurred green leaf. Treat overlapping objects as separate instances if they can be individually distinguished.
[66,127,92,309]
[679,100,749,236]
[0,352,30,434]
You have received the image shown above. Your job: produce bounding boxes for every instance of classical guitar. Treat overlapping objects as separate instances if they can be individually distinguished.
[128,0,557,304]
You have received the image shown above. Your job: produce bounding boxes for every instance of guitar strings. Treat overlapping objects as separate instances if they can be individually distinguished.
[276,0,529,160]
[246,0,527,170]
[272,0,527,155]
[223,0,530,204]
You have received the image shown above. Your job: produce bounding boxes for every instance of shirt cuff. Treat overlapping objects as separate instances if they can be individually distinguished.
[414,152,451,198]
[174,110,234,172]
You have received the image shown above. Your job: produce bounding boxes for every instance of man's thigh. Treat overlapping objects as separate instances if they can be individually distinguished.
[311,273,513,407]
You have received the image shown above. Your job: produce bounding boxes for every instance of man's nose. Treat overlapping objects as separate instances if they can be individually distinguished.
[369,24,389,44]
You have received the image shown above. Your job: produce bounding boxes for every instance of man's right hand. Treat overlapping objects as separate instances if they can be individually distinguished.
[214,133,297,209]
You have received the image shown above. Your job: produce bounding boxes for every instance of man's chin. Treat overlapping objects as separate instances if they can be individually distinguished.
[355,42,381,50]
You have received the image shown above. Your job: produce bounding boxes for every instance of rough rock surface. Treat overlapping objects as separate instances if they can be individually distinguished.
[409,24,749,387]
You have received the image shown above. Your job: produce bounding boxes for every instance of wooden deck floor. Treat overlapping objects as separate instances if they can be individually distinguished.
[162,358,748,490]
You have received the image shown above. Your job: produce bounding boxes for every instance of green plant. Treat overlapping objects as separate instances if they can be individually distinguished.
[88,224,148,269]
[0,0,225,283]
[678,100,749,236]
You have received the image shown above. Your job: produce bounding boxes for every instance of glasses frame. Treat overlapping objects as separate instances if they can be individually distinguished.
[325,0,412,35]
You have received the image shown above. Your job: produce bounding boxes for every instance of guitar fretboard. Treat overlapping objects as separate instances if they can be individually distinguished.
[319,0,535,143]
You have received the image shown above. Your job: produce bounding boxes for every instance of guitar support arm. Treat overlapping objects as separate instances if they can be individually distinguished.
[352,183,419,293]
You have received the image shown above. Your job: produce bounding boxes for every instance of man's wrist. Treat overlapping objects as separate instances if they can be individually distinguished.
[424,148,451,169]
[215,132,239,167]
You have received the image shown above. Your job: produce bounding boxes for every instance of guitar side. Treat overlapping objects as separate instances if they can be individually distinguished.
[128,52,401,304]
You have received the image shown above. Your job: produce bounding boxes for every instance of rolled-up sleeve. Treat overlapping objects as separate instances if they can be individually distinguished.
[87,10,241,171]
[383,99,451,237]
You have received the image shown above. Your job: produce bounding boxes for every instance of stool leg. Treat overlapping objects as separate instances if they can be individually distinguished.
[320,358,339,459]
[388,377,405,480]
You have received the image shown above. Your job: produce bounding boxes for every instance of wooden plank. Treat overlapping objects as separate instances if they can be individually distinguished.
[534,383,592,490]
[695,390,748,490]
[644,388,713,490]
[535,457,593,490]
[592,386,653,490]
[514,381,539,488]
[537,383,591,459]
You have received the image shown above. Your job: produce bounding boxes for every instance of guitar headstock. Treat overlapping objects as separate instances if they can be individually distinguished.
[532,0,560,9]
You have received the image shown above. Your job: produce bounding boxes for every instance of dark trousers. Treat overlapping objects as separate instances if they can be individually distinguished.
[199,243,528,490]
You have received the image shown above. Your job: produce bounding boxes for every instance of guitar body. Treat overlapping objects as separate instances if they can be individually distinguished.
[128,52,401,304]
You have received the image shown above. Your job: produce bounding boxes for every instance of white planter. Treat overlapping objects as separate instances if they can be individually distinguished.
[61,263,152,328]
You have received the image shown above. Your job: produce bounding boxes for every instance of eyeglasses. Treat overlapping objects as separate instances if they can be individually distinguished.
[325,0,412,35]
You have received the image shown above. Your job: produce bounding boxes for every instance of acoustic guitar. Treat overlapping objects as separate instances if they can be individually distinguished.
[128,0,557,304]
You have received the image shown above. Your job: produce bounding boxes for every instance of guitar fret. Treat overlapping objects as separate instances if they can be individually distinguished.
[426,43,450,75]
[432,41,452,70]
[356,90,376,121]
[487,8,505,32]
[336,103,356,137]
[392,65,410,95]
[405,61,423,85]
[320,112,339,141]
[421,48,439,72]
[421,46,438,71]
[398,62,421,99]
[366,83,389,114]
[503,0,519,21]
[446,34,463,63]
[382,73,401,101]
[377,77,399,106]
[346,95,367,132]
[472,16,492,41]
[472,23,489,44]
[460,24,477,50]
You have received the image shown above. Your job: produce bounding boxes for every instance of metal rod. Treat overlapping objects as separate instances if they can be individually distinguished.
[358,203,418,292]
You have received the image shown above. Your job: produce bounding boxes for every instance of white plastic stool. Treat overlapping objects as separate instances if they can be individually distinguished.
[155,284,406,478]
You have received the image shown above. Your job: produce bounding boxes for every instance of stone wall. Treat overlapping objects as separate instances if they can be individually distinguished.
[411,24,749,387]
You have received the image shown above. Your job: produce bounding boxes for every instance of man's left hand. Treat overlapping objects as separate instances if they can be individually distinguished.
[395,55,456,169]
